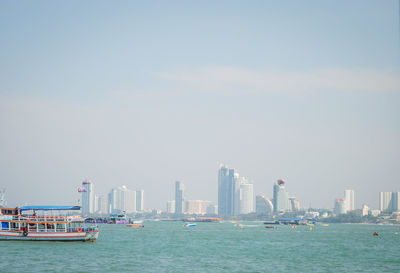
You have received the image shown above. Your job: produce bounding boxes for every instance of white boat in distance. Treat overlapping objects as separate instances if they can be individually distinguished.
[0,205,99,241]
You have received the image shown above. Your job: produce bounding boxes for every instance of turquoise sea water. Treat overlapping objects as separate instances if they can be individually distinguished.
[0,222,399,272]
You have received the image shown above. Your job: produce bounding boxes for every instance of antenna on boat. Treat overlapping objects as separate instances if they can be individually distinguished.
[0,188,7,207]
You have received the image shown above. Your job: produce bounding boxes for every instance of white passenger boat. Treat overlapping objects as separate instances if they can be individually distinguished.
[0,206,99,241]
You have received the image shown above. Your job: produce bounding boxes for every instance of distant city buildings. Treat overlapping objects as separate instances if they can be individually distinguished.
[379,191,400,213]
[206,204,218,215]
[170,181,214,215]
[256,195,273,214]
[108,186,136,214]
[71,177,400,220]
[289,197,300,212]
[175,181,184,215]
[185,200,212,215]
[78,179,145,216]
[334,198,346,215]
[273,179,290,213]
[95,194,108,215]
[166,200,175,214]
[107,186,145,215]
[332,189,356,215]
[361,204,369,216]
[218,164,254,216]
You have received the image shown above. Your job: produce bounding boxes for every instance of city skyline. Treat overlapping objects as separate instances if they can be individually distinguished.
[2,165,400,212]
[0,1,399,210]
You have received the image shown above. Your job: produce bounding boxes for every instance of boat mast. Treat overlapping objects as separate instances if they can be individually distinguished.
[0,188,6,207]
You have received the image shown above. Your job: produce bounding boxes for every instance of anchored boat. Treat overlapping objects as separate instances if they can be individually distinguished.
[0,206,99,241]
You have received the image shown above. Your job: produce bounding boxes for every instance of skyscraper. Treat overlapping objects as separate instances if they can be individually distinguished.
[136,190,144,212]
[379,192,393,212]
[218,164,252,216]
[218,165,230,215]
[273,179,290,213]
[175,181,184,214]
[344,189,355,212]
[81,179,94,216]
[379,191,400,213]
[392,192,400,212]
[239,182,254,214]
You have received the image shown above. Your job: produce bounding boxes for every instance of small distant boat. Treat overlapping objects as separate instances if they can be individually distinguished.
[126,224,144,228]
[263,221,279,225]
[183,217,221,223]
[265,226,276,229]
[132,220,144,224]
[184,223,196,227]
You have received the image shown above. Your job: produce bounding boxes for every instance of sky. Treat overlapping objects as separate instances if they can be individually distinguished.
[0,0,399,210]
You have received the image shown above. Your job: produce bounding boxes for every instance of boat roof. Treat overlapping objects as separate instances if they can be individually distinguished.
[20,206,81,211]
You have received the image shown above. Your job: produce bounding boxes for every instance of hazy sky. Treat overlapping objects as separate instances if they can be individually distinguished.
[0,0,399,210]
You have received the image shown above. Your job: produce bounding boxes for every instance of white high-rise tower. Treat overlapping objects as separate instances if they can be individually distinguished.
[344,189,355,212]
[81,179,95,216]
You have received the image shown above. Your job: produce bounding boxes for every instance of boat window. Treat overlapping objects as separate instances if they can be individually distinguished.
[1,222,8,230]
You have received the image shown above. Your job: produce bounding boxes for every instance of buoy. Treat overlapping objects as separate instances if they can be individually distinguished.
[373,232,379,236]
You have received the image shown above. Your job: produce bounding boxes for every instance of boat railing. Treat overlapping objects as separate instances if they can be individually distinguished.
[1,226,97,233]
[15,215,83,222]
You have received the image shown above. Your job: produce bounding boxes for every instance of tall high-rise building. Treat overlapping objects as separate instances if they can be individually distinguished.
[379,191,400,213]
[218,164,252,216]
[256,195,274,214]
[175,181,184,214]
[379,192,393,212]
[81,179,95,216]
[218,165,229,215]
[334,198,346,215]
[136,190,144,212]
[391,192,400,212]
[344,189,355,212]
[273,179,290,213]
[239,183,254,214]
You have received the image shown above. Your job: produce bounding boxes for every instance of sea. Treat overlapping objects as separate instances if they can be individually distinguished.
[0,221,399,273]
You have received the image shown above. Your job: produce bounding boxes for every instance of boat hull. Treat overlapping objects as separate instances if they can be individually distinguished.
[0,230,99,241]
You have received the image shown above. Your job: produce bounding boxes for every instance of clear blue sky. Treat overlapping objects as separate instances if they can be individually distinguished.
[0,0,399,209]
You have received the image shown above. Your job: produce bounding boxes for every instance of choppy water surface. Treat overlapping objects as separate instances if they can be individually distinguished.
[1,222,399,272]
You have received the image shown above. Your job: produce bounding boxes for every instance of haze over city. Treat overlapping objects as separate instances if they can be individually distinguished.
[0,0,399,210]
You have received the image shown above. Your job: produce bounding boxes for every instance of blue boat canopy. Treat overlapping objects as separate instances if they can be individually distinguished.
[279,218,303,221]
[20,206,81,211]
